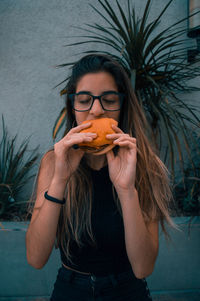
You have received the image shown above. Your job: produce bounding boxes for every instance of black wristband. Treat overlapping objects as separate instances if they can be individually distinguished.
[44,191,65,205]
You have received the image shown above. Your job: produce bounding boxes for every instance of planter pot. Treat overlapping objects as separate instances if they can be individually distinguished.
[147,216,200,294]
[0,222,60,298]
[0,217,199,298]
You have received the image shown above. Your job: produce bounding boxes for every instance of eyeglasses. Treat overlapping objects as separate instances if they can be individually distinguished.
[68,91,124,112]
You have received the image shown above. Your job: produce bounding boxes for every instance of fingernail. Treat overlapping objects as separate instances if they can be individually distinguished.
[72,144,79,149]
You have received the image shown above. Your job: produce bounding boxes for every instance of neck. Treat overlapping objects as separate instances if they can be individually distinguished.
[85,154,107,170]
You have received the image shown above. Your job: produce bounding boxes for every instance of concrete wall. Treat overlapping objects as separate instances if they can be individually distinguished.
[0,218,199,298]
[0,1,199,193]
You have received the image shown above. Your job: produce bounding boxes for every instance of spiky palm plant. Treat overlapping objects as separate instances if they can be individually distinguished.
[0,116,39,220]
[54,0,200,180]
[173,131,200,216]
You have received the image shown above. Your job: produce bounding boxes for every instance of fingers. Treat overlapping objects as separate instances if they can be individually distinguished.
[107,133,136,142]
[63,121,97,149]
[55,131,97,154]
[114,136,136,144]
[108,125,136,141]
[70,122,92,134]
[107,133,134,140]
[64,132,97,148]
[107,132,136,150]
[111,124,123,133]
[72,133,95,150]
[114,140,135,149]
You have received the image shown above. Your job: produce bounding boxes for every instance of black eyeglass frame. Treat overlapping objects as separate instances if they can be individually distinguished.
[68,91,125,112]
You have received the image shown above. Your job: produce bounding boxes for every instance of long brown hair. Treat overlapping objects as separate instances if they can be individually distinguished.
[54,54,178,263]
[29,54,178,264]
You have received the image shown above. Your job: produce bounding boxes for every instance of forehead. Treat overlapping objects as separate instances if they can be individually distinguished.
[76,72,118,92]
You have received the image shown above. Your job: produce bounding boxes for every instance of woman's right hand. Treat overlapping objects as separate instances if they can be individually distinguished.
[53,122,96,183]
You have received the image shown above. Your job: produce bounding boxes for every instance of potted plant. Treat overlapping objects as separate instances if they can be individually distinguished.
[0,115,42,298]
[148,141,200,294]
[0,115,39,222]
[173,131,200,217]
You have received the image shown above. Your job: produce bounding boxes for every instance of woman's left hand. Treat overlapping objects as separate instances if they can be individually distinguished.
[106,125,137,194]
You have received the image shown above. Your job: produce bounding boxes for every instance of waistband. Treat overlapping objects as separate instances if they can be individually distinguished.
[56,265,149,299]
[61,262,135,282]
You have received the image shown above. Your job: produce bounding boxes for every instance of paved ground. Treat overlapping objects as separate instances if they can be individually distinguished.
[152,291,200,301]
[1,292,200,301]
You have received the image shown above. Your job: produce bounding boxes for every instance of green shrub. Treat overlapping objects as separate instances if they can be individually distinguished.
[0,116,39,220]
[173,132,200,216]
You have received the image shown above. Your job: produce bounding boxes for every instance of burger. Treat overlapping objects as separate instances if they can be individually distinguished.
[78,118,118,155]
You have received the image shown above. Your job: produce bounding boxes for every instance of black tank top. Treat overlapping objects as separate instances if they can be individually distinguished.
[59,165,132,276]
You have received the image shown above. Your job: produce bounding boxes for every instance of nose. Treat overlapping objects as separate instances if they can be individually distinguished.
[89,98,105,116]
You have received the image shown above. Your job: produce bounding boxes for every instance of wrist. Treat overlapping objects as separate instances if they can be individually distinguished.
[44,191,65,205]
[51,175,69,187]
[116,186,138,203]
[48,177,67,200]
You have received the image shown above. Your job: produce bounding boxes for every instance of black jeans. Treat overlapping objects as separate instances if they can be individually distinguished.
[50,266,152,301]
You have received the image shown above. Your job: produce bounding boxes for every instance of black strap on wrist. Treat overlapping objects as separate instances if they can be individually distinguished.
[44,191,66,205]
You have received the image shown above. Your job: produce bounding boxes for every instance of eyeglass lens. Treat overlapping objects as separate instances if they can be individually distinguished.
[73,93,121,111]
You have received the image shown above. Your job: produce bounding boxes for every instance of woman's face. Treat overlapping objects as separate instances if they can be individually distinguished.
[74,72,121,125]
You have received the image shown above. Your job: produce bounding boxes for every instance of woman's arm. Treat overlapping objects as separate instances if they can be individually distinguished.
[118,188,159,279]
[26,151,66,269]
[106,126,159,279]
[26,122,96,269]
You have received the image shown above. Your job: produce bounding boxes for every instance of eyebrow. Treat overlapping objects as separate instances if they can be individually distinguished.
[76,90,119,94]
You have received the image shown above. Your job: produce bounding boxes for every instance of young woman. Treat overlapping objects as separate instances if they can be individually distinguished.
[26,54,176,300]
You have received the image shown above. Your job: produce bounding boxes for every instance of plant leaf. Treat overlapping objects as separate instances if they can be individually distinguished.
[53,108,67,140]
